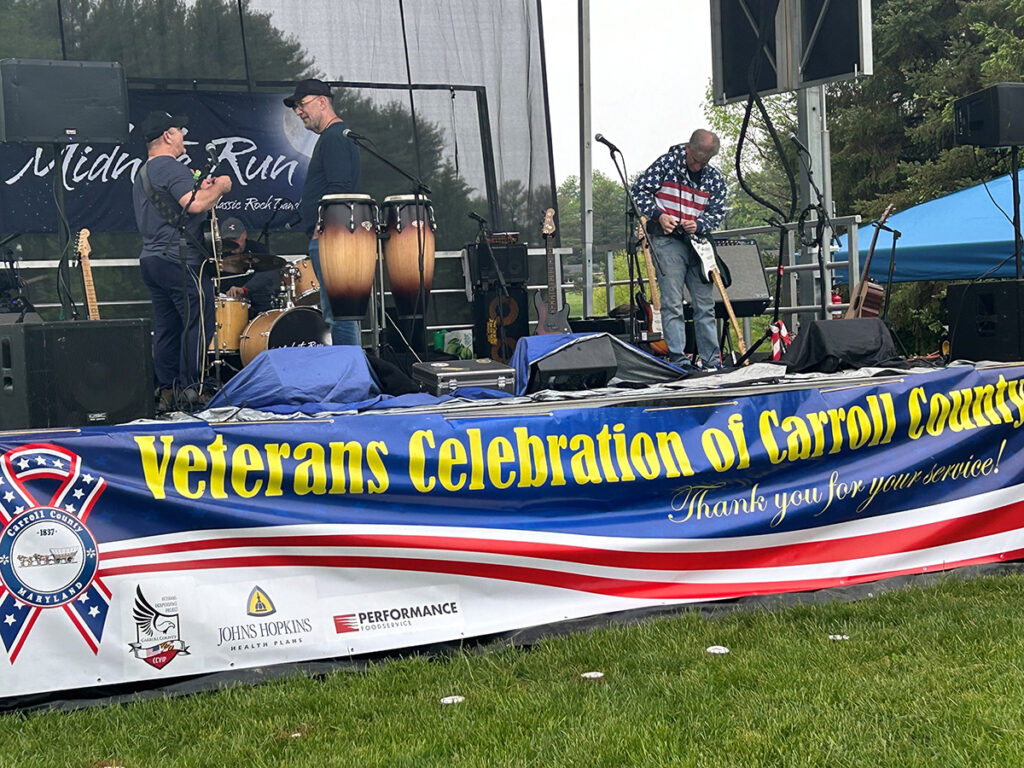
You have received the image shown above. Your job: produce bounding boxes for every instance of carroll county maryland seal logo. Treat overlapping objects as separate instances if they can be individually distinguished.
[0,443,111,663]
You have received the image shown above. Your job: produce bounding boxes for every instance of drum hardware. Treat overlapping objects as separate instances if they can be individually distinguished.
[280,257,320,307]
[218,250,287,275]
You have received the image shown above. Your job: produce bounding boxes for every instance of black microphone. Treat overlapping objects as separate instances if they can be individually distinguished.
[205,141,220,170]
[283,211,303,231]
[595,133,620,153]
[467,211,488,225]
[342,127,366,141]
[787,132,811,155]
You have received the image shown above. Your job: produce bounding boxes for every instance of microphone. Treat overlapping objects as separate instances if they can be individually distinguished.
[283,211,303,231]
[342,128,367,141]
[787,132,810,155]
[594,133,620,153]
[205,141,220,169]
[467,211,488,225]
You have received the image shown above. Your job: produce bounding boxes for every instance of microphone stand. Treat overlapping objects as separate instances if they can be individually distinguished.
[794,147,836,319]
[599,136,666,345]
[347,133,432,358]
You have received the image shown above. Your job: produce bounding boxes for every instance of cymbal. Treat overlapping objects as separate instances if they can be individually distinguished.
[218,251,287,274]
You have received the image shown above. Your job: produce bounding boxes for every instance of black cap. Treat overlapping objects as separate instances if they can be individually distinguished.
[220,217,246,240]
[283,78,331,108]
[137,110,189,142]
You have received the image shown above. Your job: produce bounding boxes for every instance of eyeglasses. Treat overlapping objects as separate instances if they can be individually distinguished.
[292,96,320,112]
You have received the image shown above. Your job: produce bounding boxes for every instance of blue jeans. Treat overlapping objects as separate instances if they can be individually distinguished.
[651,234,721,368]
[308,239,361,346]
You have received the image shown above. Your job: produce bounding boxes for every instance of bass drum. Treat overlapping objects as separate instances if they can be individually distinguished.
[238,307,331,367]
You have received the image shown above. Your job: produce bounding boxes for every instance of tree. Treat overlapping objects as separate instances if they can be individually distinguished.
[556,171,633,254]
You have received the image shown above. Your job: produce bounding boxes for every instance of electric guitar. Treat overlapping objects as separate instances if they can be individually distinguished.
[533,208,571,334]
[76,228,100,320]
[636,218,667,355]
[846,204,894,319]
[687,233,746,356]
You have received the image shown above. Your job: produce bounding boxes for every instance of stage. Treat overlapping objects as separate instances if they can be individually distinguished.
[2,351,1023,706]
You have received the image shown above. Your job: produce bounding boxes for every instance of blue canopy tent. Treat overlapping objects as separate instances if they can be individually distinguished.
[836,170,1024,283]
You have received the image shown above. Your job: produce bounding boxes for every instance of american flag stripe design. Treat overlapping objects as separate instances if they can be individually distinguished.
[93,484,1024,604]
[654,182,710,221]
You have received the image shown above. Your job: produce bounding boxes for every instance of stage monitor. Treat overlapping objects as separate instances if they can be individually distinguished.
[0,58,129,144]
[954,83,1024,148]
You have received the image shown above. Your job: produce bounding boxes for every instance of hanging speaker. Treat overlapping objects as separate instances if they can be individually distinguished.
[0,58,129,144]
[954,83,1024,148]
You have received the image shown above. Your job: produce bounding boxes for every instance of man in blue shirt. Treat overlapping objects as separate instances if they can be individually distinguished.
[284,79,362,346]
[132,110,232,409]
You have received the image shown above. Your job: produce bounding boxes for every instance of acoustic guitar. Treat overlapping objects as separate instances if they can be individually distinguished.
[533,208,571,334]
[76,228,100,320]
[845,204,894,319]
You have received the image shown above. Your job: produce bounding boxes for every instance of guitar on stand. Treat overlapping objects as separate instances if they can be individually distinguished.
[845,204,894,319]
[533,208,571,334]
[636,218,667,355]
[75,228,100,320]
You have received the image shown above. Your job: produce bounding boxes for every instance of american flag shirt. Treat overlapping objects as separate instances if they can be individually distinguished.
[631,143,728,235]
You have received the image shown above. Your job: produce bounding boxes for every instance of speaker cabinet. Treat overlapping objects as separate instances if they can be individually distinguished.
[467,242,529,284]
[946,280,1024,362]
[954,83,1024,148]
[707,239,772,317]
[472,283,529,363]
[0,319,154,430]
[527,335,618,393]
[0,58,128,144]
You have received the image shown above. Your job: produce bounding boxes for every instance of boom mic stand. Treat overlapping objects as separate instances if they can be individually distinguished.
[345,131,432,359]
[597,134,667,346]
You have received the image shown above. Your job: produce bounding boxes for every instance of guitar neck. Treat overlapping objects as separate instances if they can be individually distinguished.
[81,255,100,320]
[545,236,559,313]
[638,222,661,311]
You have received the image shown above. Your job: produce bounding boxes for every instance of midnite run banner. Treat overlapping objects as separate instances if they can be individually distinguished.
[2,363,1024,701]
[0,91,308,234]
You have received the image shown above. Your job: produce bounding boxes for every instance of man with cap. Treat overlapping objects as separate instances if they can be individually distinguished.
[132,110,232,410]
[220,216,281,316]
[284,78,362,346]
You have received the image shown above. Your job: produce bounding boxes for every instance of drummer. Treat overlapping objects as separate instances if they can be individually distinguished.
[219,216,281,316]
[284,78,362,346]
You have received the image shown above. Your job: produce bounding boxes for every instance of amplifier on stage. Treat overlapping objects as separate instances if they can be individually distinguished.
[412,359,516,396]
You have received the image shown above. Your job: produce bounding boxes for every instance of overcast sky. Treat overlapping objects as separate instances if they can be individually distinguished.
[539,0,714,185]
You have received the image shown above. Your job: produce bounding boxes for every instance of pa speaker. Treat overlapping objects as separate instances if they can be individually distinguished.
[947,280,1024,362]
[467,242,528,284]
[0,58,128,144]
[473,284,529,363]
[954,83,1024,148]
[0,319,154,429]
[527,335,618,393]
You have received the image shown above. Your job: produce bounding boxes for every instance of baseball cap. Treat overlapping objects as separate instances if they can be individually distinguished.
[137,110,189,142]
[283,78,331,108]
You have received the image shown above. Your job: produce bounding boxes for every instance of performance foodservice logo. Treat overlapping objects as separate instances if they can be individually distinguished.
[333,599,461,634]
[216,585,312,653]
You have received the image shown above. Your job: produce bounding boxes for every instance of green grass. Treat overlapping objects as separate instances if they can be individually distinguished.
[4,571,1024,767]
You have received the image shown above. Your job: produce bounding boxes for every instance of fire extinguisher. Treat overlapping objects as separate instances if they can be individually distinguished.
[831,289,843,319]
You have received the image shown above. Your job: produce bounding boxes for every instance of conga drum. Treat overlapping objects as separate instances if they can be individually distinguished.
[238,307,331,366]
[209,296,250,353]
[381,194,436,317]
[317,194,379,319]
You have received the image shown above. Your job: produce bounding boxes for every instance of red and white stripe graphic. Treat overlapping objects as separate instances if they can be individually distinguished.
[95,483,1024,606]
[655,181,710,223]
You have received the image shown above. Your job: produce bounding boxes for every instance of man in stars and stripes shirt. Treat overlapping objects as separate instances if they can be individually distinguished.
[631,129,727,370]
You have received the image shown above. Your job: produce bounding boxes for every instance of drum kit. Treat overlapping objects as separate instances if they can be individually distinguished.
[206,193,437,377]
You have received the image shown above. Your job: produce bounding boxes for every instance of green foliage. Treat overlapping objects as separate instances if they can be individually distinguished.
[556,171,634,254]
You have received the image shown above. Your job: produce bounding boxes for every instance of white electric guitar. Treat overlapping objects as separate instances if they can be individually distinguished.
[687,233,747,357]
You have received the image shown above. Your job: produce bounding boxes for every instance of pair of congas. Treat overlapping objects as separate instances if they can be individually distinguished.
[210,297,329,366]
[316,193,437,318]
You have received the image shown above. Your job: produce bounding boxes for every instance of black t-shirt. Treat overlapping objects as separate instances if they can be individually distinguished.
[299,121,361,238]
[133,155,208,264]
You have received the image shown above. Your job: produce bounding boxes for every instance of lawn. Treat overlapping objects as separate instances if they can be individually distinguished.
[2,569,1024,767]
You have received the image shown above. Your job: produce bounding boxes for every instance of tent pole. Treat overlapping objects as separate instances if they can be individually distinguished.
[1013,146,1022,280]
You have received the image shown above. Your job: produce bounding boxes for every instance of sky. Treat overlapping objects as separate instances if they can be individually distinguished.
[539,0,715,185]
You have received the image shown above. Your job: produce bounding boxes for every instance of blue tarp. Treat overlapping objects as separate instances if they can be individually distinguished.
[836,170,1024,283]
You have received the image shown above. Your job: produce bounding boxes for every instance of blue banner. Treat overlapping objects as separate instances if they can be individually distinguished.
[2,363,1024,700]
[0,90,309,234]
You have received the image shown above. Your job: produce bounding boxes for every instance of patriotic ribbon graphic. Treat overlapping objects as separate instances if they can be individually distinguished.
[0,443,111,663]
